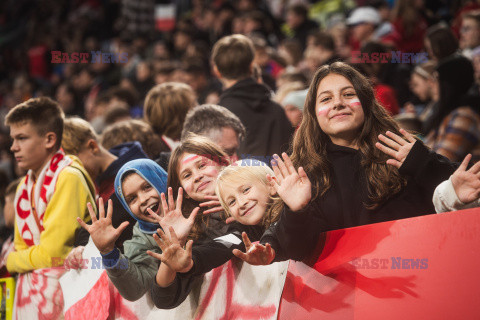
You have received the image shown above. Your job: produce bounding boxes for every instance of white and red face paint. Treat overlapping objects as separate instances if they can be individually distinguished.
[317,104,330,117]
[349,98,362,109]
[316,97,362,117]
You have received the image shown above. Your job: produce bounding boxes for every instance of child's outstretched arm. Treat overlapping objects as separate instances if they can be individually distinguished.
[266,153,321,261]
[434,154,480,212]
[147,227,194,286]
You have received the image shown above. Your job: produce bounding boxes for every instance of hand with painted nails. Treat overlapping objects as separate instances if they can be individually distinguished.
[232,232,275,266]
[375,128,417,169]
[147,227,194,273]
[147,187,199,246]
[199,195,224,215]
[268,152,312,212]
[77,197,129,254]
[451,154,480,204]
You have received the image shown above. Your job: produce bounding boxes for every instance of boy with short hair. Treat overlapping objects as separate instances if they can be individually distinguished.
[211,34,294,157]
[5,97,96,319]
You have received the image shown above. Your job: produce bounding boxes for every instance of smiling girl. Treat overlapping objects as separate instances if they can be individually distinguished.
[166,134,232,240]
[236,62,457,263]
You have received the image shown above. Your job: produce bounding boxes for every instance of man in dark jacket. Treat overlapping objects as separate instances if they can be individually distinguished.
[212,34,294,158]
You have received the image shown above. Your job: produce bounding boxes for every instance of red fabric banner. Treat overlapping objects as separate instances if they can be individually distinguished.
[279,208,480,319]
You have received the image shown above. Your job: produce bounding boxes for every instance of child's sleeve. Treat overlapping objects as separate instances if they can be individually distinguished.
[150,225,263,309]
[106,228,160,301]
[260,222,286,262]
[433,177,480,213]
[269,201,326,262]
[187,224,263,276]
[399,140,457,197]
[6,167,94,273]
[150,271,203,309]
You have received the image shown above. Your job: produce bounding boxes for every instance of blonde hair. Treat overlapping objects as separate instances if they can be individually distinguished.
[62,117,98,155]
[143,82,196,140]
[215,161,279,227]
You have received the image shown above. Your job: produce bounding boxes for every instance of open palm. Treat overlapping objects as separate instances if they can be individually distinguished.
[77,197,129,254]
[148,187,198,246]
[147,227,194,273]
[375,128,417,168]
[451,154,480,204]
[268,152,312,212]
[232,232,275,266]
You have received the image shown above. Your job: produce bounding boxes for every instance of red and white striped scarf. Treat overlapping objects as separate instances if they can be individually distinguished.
[14,150,72,246]
[13,150,73,320]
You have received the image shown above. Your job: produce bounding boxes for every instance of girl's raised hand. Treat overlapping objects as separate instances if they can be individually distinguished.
[451,154,480,204]
[375,128,417,169]
[232,232,275,265]
[77,197,129,254]
[199,195,224,215]
[147,227,194,273]
[268,152,312,212]
[148,187,199,246]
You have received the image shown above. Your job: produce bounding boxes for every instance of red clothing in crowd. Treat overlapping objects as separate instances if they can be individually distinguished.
[384,17,428,53]
[28,45,50,80]
[375,83,400,115]
[451,2,480,38]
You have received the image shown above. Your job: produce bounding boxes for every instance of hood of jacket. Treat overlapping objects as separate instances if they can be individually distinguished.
[100,142,148,183]
[114,159,167,234]
[220,77,273,110]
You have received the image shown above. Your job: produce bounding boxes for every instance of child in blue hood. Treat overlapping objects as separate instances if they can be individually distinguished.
[79,159,197,302]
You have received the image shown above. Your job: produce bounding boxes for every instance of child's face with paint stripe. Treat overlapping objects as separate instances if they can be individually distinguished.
[315,73,365,148]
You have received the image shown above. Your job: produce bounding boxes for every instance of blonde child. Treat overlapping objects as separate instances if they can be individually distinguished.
[147,160,285,295]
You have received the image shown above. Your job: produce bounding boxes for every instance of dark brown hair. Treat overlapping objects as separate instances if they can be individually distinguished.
[426,24,459,61]
[291,62,407,208]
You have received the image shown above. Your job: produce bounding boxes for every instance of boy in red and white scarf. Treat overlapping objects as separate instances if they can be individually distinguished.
[5,97,96,320]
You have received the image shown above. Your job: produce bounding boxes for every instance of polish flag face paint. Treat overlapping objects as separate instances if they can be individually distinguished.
[182,153,200,165]
[317,105,330,117]
[349,98,362,108]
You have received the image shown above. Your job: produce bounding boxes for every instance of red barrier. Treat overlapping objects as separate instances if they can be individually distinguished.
[278,208,480,319]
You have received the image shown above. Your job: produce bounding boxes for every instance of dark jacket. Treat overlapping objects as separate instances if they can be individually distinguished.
[74,142,148,251]
[150,222,263,309]
[262,141,456,261]
[219,78,294,158]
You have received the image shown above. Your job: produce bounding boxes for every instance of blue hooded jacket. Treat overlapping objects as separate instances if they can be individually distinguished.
[114,159,168,234]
